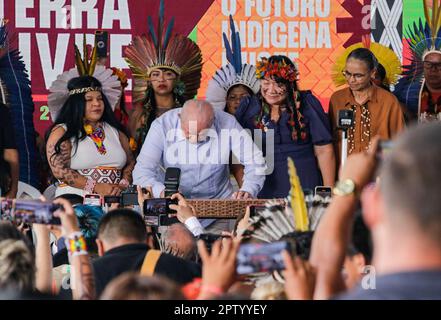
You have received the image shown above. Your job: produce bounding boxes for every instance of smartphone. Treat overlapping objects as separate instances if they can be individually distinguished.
[164,167,181,197]
[236,241,292,275]
[314,186,332,198]
[198,233,222,252]
[121,185,139,206]
[104,195,121,205]
[143,198,178,215]
[249,205,266,218]
[0,199,14,221]
[143,198,179,226]
[83,194,102,207]
[13,200,62,225]
[95,30,108,58]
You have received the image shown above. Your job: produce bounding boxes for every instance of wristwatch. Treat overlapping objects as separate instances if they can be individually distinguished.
[333,179,356,197]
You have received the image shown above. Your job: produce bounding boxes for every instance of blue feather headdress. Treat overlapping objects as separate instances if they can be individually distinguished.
[394,1,441,119]
[125,0,203,104]
[0,20,39,187]
[206,15,260,111]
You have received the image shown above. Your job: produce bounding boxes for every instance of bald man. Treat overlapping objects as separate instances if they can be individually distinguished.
[133,99,265,200]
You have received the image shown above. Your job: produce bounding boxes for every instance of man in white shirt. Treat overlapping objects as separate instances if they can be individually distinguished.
[133,100,266,200]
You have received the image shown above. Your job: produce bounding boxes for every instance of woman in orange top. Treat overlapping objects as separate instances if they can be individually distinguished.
[329,48,405,168]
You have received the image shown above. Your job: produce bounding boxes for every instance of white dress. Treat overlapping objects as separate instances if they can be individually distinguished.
[55,123,127,197]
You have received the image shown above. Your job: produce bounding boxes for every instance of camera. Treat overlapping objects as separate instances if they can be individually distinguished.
[121,185,139,206]
[143,198,179,226]
[314,186,332,198]
[94,30,108,58]
[103,195,121,205]
[12,200,62,225]
[83,194,102,206]
[236,241,292,275]
[337,109,354,130]
[198,233,226,253]
[164,167,181,197]
[249,205,266,218]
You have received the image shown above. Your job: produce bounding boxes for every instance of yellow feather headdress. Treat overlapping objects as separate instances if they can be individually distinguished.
[332,36,401,87]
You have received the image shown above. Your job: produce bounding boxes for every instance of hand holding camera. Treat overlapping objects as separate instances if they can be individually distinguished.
[52,198,81,236]
[168,193,196,223]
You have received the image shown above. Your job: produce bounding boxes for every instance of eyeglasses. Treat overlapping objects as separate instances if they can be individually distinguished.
[423,61,441,71]
[342,70,368,80]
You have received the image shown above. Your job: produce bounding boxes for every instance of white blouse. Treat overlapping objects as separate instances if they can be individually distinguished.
[55,122,127,197]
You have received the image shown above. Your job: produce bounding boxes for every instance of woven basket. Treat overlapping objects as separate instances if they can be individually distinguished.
[187,199,286,218]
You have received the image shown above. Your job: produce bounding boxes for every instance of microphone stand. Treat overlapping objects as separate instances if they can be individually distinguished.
[341,128,348,167]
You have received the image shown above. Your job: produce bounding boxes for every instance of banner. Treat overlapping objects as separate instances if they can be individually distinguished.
[0,0,212,135]
[0,0,424,137]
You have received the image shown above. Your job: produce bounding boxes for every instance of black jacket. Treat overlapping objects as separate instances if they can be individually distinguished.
[92,243,201,297]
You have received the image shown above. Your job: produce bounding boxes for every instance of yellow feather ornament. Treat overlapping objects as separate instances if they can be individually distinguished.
[287,157,309,231]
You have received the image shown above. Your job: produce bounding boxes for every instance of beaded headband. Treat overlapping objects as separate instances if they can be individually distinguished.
[68,86,102,96]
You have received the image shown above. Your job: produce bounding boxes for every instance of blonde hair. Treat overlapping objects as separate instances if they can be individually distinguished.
[251,280,286,300]
[0,239,35,291]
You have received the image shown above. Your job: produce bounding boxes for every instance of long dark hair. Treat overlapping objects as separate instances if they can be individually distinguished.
[45,76,128,158]
[260,55,306,141]
[138,79,185,144]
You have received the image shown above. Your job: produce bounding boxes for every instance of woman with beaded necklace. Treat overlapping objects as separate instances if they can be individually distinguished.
[330,48,405,169]
[45,41,134,198]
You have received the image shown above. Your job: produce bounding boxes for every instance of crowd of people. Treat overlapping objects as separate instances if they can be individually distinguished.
[1,1,441,301]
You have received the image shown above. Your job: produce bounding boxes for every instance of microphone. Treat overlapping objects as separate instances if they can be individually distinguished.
[337,109,354,166]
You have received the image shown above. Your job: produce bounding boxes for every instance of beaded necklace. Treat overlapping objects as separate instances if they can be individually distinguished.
[254,92,307,140]
[84,123,107,155]
[347,103,371,155]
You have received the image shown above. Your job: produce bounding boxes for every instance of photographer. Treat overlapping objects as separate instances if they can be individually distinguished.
[305,123,441,299]
[92,208,201,297]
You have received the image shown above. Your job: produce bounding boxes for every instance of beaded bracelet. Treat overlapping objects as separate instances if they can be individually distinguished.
[84,178,97,194]
[199,284,224,296]
[65,232,88,257]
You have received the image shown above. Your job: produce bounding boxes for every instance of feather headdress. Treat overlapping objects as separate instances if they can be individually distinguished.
[206,15,259,111]
[47,35,121,122]
[0,20,39,187]
[244,157,330,243]
[332,35,401,87]
[242,158,329,284]
[124,0,203,103]
[394,0,441,118]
